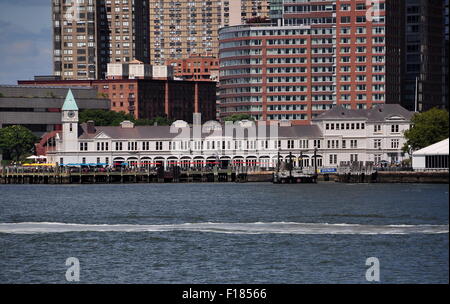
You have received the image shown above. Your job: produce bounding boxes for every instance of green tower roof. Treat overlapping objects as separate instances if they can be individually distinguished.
[62,89,79,111]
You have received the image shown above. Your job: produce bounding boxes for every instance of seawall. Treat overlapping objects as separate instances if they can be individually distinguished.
[375,171,449,184]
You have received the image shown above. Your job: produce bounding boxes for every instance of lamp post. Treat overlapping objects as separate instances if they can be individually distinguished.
[299,151,303,172]
[313,147,318,178]
[288,151,293,183]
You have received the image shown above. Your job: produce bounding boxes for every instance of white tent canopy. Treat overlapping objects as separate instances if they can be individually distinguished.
[412,138,449,171]
[413,138,449,156]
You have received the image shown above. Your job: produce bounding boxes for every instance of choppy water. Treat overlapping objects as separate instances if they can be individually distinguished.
[0,183,448,283]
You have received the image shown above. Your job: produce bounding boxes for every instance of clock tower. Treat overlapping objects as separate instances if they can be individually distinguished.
[61,89,79,152]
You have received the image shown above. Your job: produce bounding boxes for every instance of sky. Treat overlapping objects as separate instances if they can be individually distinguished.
[0,0,52,84]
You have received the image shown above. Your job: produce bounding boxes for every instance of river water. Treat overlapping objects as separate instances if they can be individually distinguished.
[0,183,448,283]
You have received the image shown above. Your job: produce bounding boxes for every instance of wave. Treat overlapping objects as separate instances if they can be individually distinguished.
[0,222,448,235]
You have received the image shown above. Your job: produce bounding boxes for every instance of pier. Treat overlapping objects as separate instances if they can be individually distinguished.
[1,165,447,184]
[0,166,259,184]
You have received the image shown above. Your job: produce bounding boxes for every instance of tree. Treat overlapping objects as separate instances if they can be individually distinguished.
[403,108,449,152]
[147,116,173,126]
[79,109,174,126]
[79,109,135,126]
[134,116,173,126]
[223,114,255,122]
[0,125,37,161]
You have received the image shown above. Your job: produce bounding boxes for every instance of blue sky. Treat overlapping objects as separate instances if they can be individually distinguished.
[0,0,52,84]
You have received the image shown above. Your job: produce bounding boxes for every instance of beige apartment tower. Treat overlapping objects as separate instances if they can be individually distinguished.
[149,0,269,65]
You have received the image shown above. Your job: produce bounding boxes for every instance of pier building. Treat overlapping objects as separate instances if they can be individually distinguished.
[44,90,412,170]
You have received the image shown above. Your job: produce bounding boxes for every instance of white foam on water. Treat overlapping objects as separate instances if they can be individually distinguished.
[0,222,448,235]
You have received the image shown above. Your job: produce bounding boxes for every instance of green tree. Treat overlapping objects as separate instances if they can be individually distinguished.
[403,108,449,152]
[150,116,173,126]
[80,109,174,126]
[223,114,255,122]
[0,125,37,161]
[79,109,135,126]
[134,117,174,126]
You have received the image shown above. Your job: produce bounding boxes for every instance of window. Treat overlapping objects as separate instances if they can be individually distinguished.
[287,140,294,149]
[374,139,382,149]
[156,141,163,151]
[425,155,449,169]
[391,139,400,149]
[350,154,358,162]
[374,154,382,164]
[341,16,351,23]
[391,125,399,133]
[329,154,337,165]
[356,3,366,10]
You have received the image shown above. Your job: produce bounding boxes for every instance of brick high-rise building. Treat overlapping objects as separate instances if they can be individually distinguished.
[219,0,404,124]
[149,0,269,65]
[52,0,149,80]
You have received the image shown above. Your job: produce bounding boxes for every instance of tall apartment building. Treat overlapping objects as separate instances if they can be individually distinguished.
[403,0,446,111]
[52,0,149,80]
[219,0,404,124]
[149,0,269,65]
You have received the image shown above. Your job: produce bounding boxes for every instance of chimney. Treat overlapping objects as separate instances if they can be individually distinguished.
[120,120,135,128]
[193,112,202,126]
[279,120,292,127]
[87,120,96,134]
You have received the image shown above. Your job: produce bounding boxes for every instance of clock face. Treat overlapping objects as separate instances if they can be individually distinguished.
[67,111,75,118]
